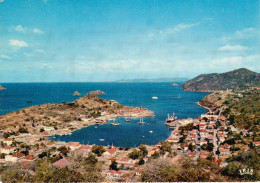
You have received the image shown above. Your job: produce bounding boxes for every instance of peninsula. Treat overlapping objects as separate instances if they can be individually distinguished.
[180,68,260,92]
[0,94,154,139]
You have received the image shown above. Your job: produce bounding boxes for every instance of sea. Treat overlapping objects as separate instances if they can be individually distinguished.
[0,82,209,147]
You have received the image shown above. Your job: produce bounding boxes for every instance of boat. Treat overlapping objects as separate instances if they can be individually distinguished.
[99,139,105,141]
[111,123,120,126]
[177,94,181,98]
[139,118,145,124]
[165,113,177,123]
[125,118,130,122]
[149,131,153,133]
[152,96,158,99]
[95,126,98,128]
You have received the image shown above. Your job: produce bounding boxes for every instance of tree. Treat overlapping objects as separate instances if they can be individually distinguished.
[128,149,141,160]
[109,161,118,171]
[85,153,98,165]
[138,158,145,165]
[188,143,194,152]
[91,145,105,157]
[139,145,148,157]
[151,151,160,159]
[57,146,69,156]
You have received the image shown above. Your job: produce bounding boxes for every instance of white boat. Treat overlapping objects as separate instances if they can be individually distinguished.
[152,96,158,99]
[111,123,120,126]
[99,139,105,141]
[139,118,145,124]
[149,131,153,133]
[125,118,130,122]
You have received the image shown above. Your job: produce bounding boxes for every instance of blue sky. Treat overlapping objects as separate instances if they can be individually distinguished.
[0,0,259,82]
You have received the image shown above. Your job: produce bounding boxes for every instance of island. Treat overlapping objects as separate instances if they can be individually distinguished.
[0,85,6,90]
[87,90,105,95]
[171,83,179,86]
[73,91,81,96]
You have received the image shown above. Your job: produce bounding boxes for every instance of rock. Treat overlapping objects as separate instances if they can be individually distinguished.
[171,83,179,86]
[73,91,81,96]
[0,85,6,90]
[87,90,105,96]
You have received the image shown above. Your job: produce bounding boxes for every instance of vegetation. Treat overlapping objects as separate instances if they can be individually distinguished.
[91,145,105,157]
[141,158,223,182]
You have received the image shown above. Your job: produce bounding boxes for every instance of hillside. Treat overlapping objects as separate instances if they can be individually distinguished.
[180,68,260,92]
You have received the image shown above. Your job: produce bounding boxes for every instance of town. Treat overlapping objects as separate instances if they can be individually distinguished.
[0,102,258,182]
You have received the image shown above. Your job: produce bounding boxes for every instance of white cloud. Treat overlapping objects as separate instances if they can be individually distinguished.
[0,54,11,59]
[12,25,44,34]
[33,28,44,34]
[220,27,257,43]
[41,63,53,69]
[14,25,26,32]
[35,49,45,53]
[9,39,29,48]
[160,23,199,35]
[213,56,243,65]
[218,45,248,51]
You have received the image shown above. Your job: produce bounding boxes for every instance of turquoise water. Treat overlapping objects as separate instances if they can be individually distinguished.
[0,82,209,147]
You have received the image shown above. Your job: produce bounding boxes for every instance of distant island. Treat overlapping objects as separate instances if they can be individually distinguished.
[73,91,81,96]
[118,77,189,83]
[171,83,179,86]
[180,68,260,92]
[0,85,6,90]
[87,90,105,95]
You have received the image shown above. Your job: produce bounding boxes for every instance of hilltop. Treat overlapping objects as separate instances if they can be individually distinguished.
[180,68,260,92]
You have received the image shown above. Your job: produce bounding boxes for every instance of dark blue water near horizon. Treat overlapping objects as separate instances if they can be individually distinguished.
[0,82,210,147]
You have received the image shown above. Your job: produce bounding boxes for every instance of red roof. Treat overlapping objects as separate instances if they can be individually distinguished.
[4,138,12,141]
[2,146,15,150]
[41,131,48,135]
[53,158,70,167]
[115,171,122,175]
[13,152,25,158]
[25,155,36,160]
[79,145,91,150]
[107,170,116,174]
[136,169,143,173]
[188,152,196,156]
[109,158,117,162]
[120,157,130,162]
[107,148,117,154]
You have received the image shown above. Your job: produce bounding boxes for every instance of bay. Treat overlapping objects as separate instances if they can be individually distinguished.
[0,82,209,147]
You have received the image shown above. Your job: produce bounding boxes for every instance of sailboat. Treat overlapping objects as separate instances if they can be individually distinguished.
[139,118,145,124]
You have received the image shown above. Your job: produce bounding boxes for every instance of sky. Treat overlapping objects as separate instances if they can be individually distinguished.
[0,0,259,82]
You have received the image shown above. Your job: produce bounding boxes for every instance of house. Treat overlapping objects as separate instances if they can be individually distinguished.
[3,138,13,146]
[5,152,25,162]
[0,146,16,154]
[106,170,116,178]
[106,170,123,178]
[219,148,230,156]
[167,138,179,143]
[53,158,70,167]
[200,140,207,146]
[135,169,143,176]
[67,142,81,151]
[223,143,230,149]
[200,152,209,159]
[118,161,135,169]
[253,142,260,146]
[103,148,117,158]
[77,145,92,155]
[24,155,36,161]
[188,151,196,156]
